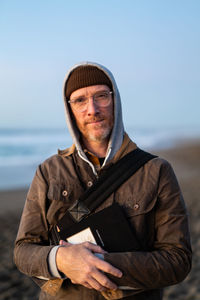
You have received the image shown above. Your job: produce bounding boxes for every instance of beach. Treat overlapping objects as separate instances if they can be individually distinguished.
[0,140,200,300]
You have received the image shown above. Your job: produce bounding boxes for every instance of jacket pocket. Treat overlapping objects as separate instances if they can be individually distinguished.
[120,193,158,250]
[47,182,72,202]
[46,181,74,226]
[123,192,158,218]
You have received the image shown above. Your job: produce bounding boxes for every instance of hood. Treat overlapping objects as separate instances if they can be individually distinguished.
[63,61,124,174]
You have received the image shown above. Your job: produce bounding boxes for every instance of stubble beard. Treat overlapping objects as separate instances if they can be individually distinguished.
[75,112,114,144]
[86,126,112,142]
[77,116,114,144]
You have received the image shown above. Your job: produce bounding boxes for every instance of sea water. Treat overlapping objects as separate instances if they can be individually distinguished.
[0,127,199,190]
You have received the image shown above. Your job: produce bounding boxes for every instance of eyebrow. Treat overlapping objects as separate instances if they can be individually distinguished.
[70,89,110,100]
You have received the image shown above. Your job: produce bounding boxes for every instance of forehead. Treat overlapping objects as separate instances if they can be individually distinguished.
[70,85,110,99]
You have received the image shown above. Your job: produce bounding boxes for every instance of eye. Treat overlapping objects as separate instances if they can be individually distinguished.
[74,97,86,104]
[95,92,108,99]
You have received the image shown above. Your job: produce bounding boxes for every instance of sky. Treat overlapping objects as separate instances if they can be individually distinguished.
[0,0,200,131]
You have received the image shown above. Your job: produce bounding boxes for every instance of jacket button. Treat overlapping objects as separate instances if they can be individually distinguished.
[87,181,93,187]
[133,203,139,210]
[62,190,68,197]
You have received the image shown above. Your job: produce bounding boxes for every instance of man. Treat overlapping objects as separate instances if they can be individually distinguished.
[14,62,192,300]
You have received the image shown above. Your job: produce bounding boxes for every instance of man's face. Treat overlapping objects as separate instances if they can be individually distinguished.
[69,85,114,144]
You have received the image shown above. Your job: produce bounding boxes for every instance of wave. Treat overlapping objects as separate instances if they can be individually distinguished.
[0,127,199,189]
[0,128,72,167]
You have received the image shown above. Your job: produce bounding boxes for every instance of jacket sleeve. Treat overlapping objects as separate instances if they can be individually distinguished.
[104,160,192,291]
[14,165,63,296]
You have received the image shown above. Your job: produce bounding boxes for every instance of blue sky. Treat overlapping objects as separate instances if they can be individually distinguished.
[1,0,200,130]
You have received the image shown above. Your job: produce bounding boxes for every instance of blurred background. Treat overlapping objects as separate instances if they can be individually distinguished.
[0,0,200,189]
[0,1,200,299]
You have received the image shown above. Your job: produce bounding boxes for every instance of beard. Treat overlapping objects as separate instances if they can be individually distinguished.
[76,116,113,144]
[83,114,113,142]
[86,125,112,142]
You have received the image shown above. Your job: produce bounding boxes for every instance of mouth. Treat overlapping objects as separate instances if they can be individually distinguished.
[86,119,104,125]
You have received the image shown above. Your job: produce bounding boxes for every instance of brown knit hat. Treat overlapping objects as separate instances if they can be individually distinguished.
[65,66,112,98]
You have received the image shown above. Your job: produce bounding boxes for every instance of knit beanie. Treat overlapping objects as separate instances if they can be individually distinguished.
[65,66,112,98]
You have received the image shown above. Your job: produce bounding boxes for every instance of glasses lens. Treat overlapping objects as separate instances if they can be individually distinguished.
[94,91,111,107]
[70,98,87,112]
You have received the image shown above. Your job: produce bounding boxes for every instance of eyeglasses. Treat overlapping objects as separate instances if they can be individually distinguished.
[68,91,113,113]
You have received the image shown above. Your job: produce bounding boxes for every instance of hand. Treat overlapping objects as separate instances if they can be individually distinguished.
[56,240,122,291]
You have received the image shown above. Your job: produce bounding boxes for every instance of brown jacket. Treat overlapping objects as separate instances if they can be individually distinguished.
[14,135,192,300]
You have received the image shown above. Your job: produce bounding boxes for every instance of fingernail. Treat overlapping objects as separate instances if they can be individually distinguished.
[118,272,123,277]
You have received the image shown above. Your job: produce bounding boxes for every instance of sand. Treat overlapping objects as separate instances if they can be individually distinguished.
[0,140,200,299]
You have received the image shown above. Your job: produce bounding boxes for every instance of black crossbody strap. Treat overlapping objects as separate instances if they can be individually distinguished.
[68,148,157,222]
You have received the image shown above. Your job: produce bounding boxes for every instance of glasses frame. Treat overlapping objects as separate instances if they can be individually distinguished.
[68,91,113,112]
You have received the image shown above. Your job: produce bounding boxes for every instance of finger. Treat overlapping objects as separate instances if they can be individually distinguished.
[82,282,94,290]
[70,279,93,289]
[84,242,107,254]
[87,276,107,292]
[92,269,118,290]
[95,259,122,278]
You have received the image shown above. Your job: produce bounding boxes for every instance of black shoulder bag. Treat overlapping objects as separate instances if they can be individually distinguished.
[50,148,157,252]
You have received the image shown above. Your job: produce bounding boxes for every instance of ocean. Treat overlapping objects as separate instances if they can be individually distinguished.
[0,127,199,190]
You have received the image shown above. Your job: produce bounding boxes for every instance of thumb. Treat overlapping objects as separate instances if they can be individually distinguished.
[59,240,69,246]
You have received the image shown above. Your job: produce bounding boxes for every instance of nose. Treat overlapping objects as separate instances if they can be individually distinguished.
[86,98,99,115]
